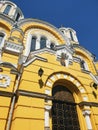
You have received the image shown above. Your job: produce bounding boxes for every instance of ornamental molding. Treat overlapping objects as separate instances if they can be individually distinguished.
[4,41,23,54]
[11,26,24,36]
[56,46,73,67]
[45,105,52,110]
[23,55,48,67]
[56,44,74,54]
[30,48,56,56]
[0,13,14,25]
[73,56,81,63]
[90,73,98,84]
[0,61,17,70]
[0,74,11,88]
[18,18,70,44]
[23,44,74,67]
[18,18,64,36]
[21,43,74,68]
[73,44,95,60]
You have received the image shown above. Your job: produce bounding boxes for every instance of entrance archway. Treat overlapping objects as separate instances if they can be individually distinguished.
[52,85,80,130]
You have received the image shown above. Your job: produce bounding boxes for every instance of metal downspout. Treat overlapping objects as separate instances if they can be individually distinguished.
[5,56,47,130]
[6,74,21,130]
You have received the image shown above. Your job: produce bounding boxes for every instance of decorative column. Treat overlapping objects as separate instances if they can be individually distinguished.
[46,39,50,48]
[83,110,92,130]
[45,105,52,130]
[35,36,40,50]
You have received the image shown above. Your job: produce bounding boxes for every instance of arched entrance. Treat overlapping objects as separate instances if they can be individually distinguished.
[52,85,80,130]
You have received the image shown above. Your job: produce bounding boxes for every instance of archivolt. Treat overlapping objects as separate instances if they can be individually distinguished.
[45,72,89,102]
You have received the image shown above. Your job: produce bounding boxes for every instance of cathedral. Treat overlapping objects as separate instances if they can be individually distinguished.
[0,0,98,130]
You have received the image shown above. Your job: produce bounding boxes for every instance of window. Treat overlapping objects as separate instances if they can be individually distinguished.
[15,13,20,21]
[30,36,36,51]
[70,30,74,41]
[0,34,4,47]
[80,60,88,71]
[40,37,46,49]
[3,5,11,15]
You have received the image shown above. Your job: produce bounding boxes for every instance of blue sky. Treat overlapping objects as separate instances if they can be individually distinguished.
[12,0,98,60]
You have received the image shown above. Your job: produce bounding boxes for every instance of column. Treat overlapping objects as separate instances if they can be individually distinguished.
[45,105,51,130]
[46,39,50,48]
[35,36,40,50]
[83,110,92,130]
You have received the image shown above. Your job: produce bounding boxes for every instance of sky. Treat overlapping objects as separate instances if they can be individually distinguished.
[11,0,98,60]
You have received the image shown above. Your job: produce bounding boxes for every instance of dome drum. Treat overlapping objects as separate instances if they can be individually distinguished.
[0,0,24,21]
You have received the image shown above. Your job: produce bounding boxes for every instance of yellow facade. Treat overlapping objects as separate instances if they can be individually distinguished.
[0,1,98,130]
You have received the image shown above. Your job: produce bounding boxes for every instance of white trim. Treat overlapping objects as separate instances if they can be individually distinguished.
[46,81,52,87]
[79,56,89,71]
[50,76,56,81]
[84,61,89,70]
[45,89,51,95]
[4,41,23,54]
[25,31,32,56]
[25,30,41,56]
[23,55,47,67]
[45,105,51,127]
[0,31,6,49]
[83,110,92,130]
[90,72,98,84]
[35,36,40,50]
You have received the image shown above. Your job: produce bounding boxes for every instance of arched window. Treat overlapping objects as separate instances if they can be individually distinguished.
[40,37,47,49]
[3,5,11,15]
[15,13,20,21]
[80,60,89,71]
[30,36,36,51]
[69,30,74,41]
[0,33,4,47]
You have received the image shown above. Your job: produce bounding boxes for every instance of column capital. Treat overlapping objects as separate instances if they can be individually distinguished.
[45,105,52,110]
[83,110,91,116]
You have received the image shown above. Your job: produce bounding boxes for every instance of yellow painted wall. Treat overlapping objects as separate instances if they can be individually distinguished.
[95,62,98,71]
[0,11,98,130]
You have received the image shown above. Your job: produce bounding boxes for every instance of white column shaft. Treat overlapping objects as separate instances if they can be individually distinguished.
[35,37,40,50]
[83,110,92,130]
[85,115,92,130]
[45,110,49,127]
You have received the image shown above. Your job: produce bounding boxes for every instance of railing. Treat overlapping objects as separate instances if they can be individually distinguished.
[4,41,23,54]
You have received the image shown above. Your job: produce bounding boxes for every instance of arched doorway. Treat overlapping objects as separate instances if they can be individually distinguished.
[52,85,80,130]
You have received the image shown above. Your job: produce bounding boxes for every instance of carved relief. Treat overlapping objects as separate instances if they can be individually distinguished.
[56,48,73,67]
[0,74,11,88]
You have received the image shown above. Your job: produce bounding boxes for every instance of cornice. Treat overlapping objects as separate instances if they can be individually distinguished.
[73,44,95,60]
[23,55,48,67]
[0,61,17,70]
[15,89,98,107]
[30,45,74,58]
[0,90,13,97]
[56,44,74,55]
[18,18,70,44]
[0,13,14,25]
[18,18,61,33]
[30,48,56,56]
